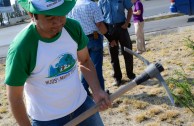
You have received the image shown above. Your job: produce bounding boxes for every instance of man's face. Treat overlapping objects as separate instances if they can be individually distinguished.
[35,14,66,38]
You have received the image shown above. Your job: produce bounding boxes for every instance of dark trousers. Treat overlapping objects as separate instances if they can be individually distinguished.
[107,23,135,80]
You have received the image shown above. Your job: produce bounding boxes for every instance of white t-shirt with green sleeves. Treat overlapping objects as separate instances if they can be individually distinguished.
[5,18,88,121]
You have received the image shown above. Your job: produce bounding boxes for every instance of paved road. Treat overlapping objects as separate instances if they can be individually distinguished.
[1,14,194,58]
[0,0,194,58]
[0,24,27,46]
[129,15,194,35]
[0,23,28,57]
[0,45,10,58]
[142,0,170,17]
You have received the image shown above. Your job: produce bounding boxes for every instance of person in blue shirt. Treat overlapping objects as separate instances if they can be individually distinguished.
[68,0,113,95]
[98,0,136,86]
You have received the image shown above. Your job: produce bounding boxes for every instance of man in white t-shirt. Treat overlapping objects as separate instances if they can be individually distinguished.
[4,0,111,126]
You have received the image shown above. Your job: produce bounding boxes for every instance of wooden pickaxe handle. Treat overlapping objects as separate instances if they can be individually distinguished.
[64,63,164,126]
[64,81,137,126]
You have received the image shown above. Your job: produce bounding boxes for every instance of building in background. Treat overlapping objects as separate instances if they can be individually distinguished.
[0,0,13,13]
[0,0,28,26]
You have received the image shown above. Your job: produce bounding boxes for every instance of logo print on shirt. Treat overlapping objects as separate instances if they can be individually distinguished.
[48,53,76,78]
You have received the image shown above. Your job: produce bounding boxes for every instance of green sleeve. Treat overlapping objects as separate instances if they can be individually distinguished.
[5,24,38,86]
[65,18,88,51]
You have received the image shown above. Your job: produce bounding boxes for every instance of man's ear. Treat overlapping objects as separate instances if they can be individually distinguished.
[27,12,33,18]
[27,12,38,21]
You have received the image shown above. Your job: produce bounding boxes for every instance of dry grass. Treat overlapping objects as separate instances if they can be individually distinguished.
[158,110,180,121]
[146,107,162,117]
[134,112,149,123]
[100,28,194,126]
[0,29,194,125]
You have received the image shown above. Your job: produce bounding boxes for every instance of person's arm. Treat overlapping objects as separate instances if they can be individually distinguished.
[93,2,114,43]
[133,10,141,15]
[77,47,111,111]
[96,22,113,42]
[6,85,31,126]
[122,8,133,29]
[96,21,117,47]
[96,21,107,35]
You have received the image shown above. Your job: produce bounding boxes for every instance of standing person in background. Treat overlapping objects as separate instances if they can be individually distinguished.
[0,13,4,26]
[4,0,111,125]
[98,0,136,86]
[132,0,146,54]
[68,0,113,95]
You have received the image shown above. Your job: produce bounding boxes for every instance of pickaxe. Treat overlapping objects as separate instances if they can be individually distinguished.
[64,47,175,126]
[124,47,175,106]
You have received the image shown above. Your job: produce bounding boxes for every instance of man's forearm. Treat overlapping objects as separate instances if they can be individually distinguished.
[9,99,31,126]
[121,8,133,29]
[96,22,114,42]
[7,85,31,126]
[79,58,102,94]
[126,8,133,23]
[96,22,107,35]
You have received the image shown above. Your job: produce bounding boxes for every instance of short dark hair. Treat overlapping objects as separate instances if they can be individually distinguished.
[33,14,38,20]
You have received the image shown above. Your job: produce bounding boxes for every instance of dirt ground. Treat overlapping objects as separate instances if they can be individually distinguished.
[100,29,194,126]
[0,28,194,126]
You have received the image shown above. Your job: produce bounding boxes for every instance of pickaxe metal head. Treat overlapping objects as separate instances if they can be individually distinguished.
[124,47,175,106]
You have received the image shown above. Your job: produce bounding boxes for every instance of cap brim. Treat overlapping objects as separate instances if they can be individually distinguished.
[19,0,76,16]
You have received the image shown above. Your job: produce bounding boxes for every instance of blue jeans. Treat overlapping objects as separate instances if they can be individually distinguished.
[81,34,104,95]
[32,96,104,126]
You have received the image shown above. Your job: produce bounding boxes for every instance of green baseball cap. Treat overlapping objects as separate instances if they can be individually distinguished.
[18,0,76,16]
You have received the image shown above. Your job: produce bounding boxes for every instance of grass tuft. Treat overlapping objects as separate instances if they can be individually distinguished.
[135,112,149,123]
[167,70,194,113]
[184,36,194,50]
[0,106,7,114]
[146,107,162,117]
[127,99,149,109]
[145,122,160,126]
